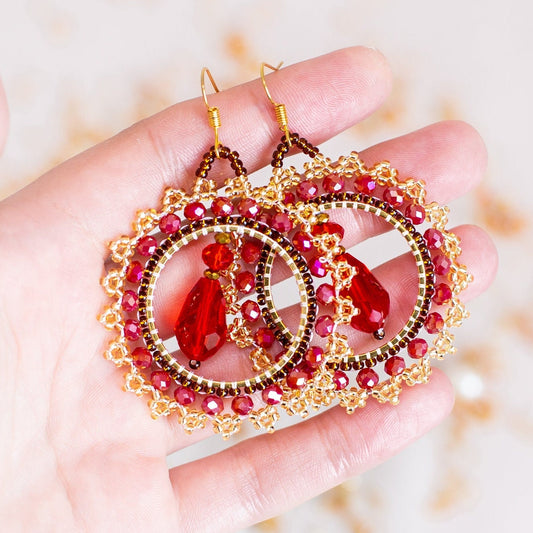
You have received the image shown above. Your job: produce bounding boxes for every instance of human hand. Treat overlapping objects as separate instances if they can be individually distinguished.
[0,47,497,532]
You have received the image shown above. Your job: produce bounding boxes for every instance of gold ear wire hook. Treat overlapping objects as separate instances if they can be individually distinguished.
[261,62,292,147]
[201,67,222,158]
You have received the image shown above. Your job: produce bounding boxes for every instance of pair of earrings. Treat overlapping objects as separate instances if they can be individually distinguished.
[99,63,472,439]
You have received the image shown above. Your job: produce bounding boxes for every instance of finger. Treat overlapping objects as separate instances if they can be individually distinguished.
[161,224,496,453]
[0,78,9,156]
[169,369,454,532]
[4,47,392,249]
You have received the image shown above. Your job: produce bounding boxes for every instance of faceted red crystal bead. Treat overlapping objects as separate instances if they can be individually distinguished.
[126,261,143,283]
[323,173,345,193]
[184,202,206,221]
[384,187,405,207]
[201,395,224,415]
[271,212,293,233]
[262,384,283,405]
[433,282,452,305]
[433,254,452,275]
[296,180,318,200]
[132,347,152,369]
[124,319,141,341]
[356,368,379,389]
[121,290,139,312]
[292,231,314,253]
[311,221,345,239]
[283,192,296,205]
[232,395,254,416]
[159,213,181,234]
[405,204,426,225]
[287,368,310,389]
[137,235,158,257]
[384,356,406,376]
[174,386,196,405]
[424,228,444,249]
[407,338,428,359]
[333,370,349,390]
[254,327,275,348]
[211,197,234,217]
[315,315,335,337]
[305,346,324,368]
[241,300,260,322]
[425,312,444,334]
[151,371,171,391]
[355,175,377,195]
[316,283,335,305]
[241,240,262,264]
[174,277,227,362]
[235,271,255,293]
[309,256,327,277]
[337,253,390,334]
[238,198,261,218]
[202,243,234,271]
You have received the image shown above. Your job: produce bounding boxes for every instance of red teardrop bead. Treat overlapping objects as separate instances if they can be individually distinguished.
[337,253,390,334]
[174,277,227,362]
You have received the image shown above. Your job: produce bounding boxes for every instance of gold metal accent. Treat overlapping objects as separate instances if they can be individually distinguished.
[215,232,231,244]
[260,62,292,146]
[204,269,220,280]
[201,67,222,157]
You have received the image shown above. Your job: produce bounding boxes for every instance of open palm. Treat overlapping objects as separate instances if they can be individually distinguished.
[0,48,497,532]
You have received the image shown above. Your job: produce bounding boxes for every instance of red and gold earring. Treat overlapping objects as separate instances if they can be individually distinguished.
[99,64,472,438]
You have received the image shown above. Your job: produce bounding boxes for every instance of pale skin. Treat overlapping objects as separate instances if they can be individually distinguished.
[0,47,498,532]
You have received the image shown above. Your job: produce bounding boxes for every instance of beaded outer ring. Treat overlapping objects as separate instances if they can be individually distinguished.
[138,216,315,394]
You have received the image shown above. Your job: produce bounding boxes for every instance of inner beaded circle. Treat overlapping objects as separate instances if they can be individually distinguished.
[259,193,433,363]
[137,216,315,393]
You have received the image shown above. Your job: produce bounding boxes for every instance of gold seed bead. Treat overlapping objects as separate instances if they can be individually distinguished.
[316,212,329,224]
[204,269,220,280]
[215,232,231,244]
